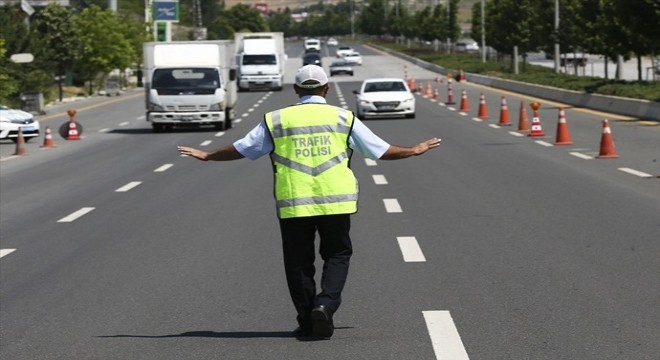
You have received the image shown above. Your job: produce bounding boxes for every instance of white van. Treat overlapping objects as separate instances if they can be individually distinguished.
[304,38,321,52]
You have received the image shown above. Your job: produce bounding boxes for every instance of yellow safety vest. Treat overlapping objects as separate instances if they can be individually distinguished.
[265,103,359,219]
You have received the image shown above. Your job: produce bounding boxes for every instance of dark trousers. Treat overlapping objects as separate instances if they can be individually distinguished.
[278,214,353,329]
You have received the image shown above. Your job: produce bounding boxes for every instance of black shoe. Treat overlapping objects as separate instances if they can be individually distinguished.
[311,305,334,338]
[292,326,313,338]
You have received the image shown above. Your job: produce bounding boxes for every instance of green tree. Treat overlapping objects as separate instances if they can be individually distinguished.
[223,4,268,33]
[31,4,78,80]
[0,37,19,104]
[72,5,136,94]
[360,0,386,36]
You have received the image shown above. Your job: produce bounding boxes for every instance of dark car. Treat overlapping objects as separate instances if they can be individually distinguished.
[302,53,322,66]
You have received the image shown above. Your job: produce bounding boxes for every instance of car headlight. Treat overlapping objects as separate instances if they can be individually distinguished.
[401,97,415,105]
[149,103,164,111]
[358,99,372,106]
[210,101,225,111]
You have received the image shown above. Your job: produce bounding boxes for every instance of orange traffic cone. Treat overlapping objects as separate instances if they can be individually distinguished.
[433,87,439,100]
[446,81,455,105]
[596,119,619,158]
[477,93,489,119]
[66,109,81,140]
[554,107,573,145]
[417,83,423,93]
[458,69,466,82]
[517,100,530,133]
[13,128,27,155]
[498,96,511,126]
[425,82,433,97]
[40,126,57,148]
[459,90,470,112]
[408,78,415,91]
[528,101,545,137]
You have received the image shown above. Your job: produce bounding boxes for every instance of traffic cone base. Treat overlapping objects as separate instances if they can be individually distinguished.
[67,119,81,140]
[597,119,619,158]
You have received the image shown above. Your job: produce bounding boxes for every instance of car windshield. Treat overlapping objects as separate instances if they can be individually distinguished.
[363,82,406,92]
[243,54,276,65]
[331,61,349,66]
[152,68,221,95]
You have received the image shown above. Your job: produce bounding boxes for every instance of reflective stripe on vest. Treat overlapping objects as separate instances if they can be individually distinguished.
[265,103,358,219]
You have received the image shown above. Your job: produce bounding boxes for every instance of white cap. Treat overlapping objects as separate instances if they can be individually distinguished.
[294,65,328,88]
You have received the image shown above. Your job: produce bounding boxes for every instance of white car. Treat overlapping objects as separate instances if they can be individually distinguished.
[326,37,338,47]
[353,78,415,119]
[336,46,353,58]
[0,104,40,142]
[343,52,362,65]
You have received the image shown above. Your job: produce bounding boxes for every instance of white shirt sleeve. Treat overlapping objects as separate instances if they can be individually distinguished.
[349,118,390,160]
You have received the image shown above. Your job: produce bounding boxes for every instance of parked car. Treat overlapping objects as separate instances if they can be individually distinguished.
[326,37,338,47]
[302,52,322,66]
[353,78,415,119]
[329,60,354,76]
[343,52,363,65]
[455,39,479,53]
[336,46,354,58]
[0,104,40,142]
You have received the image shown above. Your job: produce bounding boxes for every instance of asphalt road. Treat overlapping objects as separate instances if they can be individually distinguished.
[1,41,659,360]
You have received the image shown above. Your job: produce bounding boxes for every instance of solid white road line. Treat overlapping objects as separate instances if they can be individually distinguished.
[372,174,388,185]
[58,207,95,223]
[423,311,470,360]
[396,236,426,262]
[364,159,378,166]
[115,181,141,192]
[0,249,17,258]
[154,163,173,172]
[383,198,402,213]
[618,167,653,178]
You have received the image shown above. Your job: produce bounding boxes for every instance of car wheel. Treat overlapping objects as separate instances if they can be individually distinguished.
[406,113,416,119]
[349,72,354,76]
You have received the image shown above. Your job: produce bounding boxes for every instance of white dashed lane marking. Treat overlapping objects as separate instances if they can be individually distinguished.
[618,167,653,178]
[115,181,141,192]
[364,159,378,166]
[154,164,173,172]
[383,198,402,213]
[0,249,17,258]
[372,174,388,185]
[58,207,95,223]
[396,236,426,262]
[423,311,470,360]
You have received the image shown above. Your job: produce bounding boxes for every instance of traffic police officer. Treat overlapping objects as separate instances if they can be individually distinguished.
[177,65,441,339]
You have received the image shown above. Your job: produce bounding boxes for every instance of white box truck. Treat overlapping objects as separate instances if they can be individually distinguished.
[234,32,286,91]
[142,41,237,132]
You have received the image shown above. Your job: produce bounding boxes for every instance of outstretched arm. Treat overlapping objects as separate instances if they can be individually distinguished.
[379,137,441,160]
[177,144,245,161]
